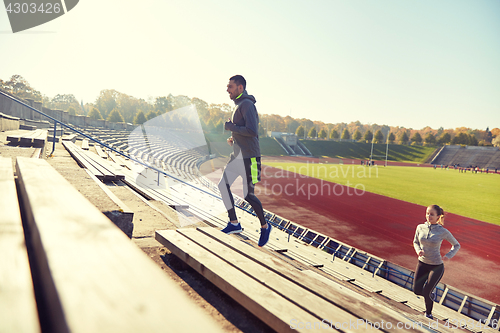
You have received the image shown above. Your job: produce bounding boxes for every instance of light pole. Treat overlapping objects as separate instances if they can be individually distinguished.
[385,129,390,167]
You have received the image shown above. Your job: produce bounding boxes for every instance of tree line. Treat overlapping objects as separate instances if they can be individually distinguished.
[1,75,498,147]
[294,123,492,147]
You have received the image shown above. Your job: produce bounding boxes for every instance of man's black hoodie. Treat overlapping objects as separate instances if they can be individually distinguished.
[225,90,261,159]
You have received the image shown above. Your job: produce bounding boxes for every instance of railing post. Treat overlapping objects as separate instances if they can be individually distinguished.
[50,121,57,156]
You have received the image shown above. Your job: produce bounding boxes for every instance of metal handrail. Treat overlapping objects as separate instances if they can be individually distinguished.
[0,90,230,204]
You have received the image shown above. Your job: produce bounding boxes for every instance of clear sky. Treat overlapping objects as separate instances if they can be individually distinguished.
[1,0,499,130]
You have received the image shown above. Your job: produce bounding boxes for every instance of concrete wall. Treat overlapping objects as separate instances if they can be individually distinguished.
[0,112,20,131]
[22,119,52,129]
[0,91,31,119]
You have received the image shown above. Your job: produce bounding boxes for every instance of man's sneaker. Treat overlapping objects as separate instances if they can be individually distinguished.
[258,224,272,247]
[425,313,434,320]
[221,222,242,234]
[430,291,436,302]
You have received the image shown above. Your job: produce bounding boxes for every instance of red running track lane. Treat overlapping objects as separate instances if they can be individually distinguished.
[205,164,500,304]
[258,166,500,304]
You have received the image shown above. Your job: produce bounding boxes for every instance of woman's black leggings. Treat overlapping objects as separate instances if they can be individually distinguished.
[413,261,445,315]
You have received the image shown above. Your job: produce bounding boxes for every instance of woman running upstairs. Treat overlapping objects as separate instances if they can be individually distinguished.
[413,204,460,319]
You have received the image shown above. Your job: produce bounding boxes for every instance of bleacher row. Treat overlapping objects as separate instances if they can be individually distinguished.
[57,125,500,333]
[0,156,219,333]
[68,126,208,184]
[431,145,500,170]
[152,179,500,333]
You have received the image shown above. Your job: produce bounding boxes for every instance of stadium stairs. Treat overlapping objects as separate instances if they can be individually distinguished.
[273,136,312,156]
[431,145,500,169]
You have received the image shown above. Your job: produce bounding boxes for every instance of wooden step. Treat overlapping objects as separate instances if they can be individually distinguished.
[94,144,108,159]
[81,139,89,150]
[157,227,433,333]
[157,228,349,333]
[0,157,40,333]
[15,157,219,333]
[197,227,429,328]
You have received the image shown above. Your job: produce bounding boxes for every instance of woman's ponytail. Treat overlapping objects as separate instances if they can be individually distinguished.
[431,204,445,226]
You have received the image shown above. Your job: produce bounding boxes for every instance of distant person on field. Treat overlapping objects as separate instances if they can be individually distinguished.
[218,75,272,247]
[413,205,460,320]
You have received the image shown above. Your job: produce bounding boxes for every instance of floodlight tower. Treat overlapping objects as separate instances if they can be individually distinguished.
[370,137,374,163]
[385,129,390,167]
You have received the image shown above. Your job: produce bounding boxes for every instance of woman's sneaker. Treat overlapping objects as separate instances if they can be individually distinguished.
[425,313,434,320]
[258,224,272,247]
[221,222,243,234]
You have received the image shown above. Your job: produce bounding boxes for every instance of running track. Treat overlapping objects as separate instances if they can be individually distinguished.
[205,159,500,304]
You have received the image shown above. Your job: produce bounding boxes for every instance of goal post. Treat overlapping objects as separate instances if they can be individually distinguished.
[369,131,390,166]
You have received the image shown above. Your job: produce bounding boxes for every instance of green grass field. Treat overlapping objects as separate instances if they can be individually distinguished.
[301,140,436,163]
[205,133,289,157]
[205,134,437,162]
[265,162,500,225]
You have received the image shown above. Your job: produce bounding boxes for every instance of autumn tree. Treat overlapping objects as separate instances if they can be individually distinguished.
[107,109,124,123]
[452,132,467,145]
[330,129,339,140]
[374,130,384,143]
[353,129,362,141]
[411,132,422,144]
[341,128,350,140]
[154,96,173,113]
[88,107,103,120]
[134,110,147,125]
[490,128,500,139]
[51,94,79,111]
[171,95,192,110]
[493,135,500,148]
[453,133,465,144]
[318,128,327,139]
[388,132,395,143]
[484,127,492,144]
[398,132,409,144]
[1,75,42,101]
[300,119,315,133]
[192,97,209,122]
[308,127,317,138]
[424,133,437,145]
[146,110,157,121]
[95,89,118,119]
[468,134,478,146]
[296,125,305,138]
[438,132,451,144]
[364,130,373,142]
[117,93,150,123]
[284,116,300,134]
